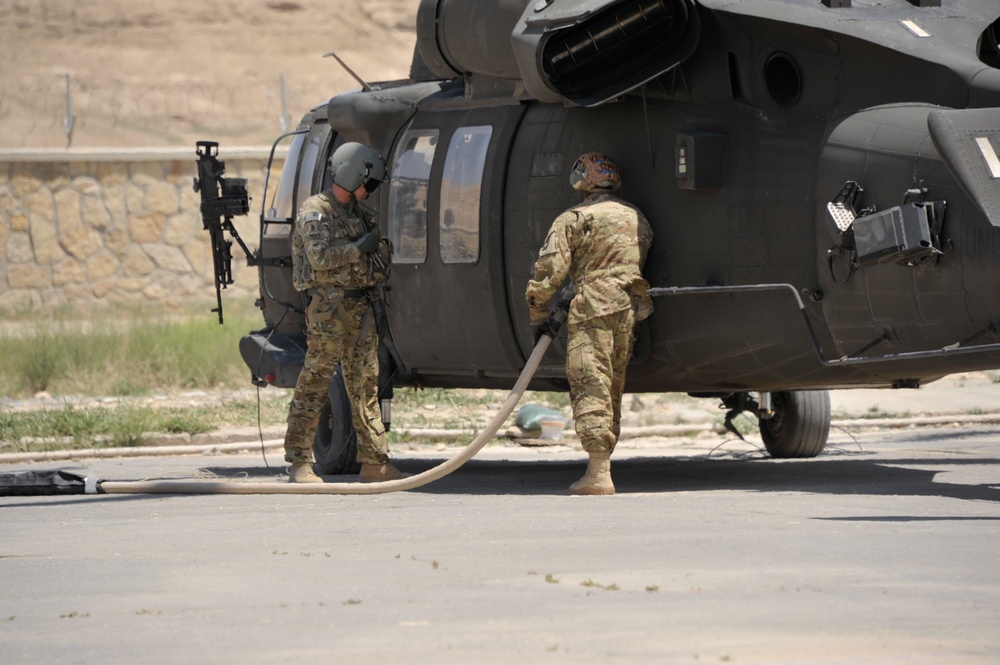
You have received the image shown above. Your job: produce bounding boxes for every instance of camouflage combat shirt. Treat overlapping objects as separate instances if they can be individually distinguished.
[291,191,390,292]
[526,192,653,325]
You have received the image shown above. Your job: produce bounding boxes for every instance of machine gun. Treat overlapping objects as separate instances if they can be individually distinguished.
[193,141,255,324]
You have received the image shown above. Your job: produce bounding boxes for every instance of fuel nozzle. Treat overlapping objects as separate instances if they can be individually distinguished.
[548,282,574,333]
[532,284,574,346]
[547,304,568,333]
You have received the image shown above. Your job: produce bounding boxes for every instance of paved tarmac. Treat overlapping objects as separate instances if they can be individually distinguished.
[1,411,999,664]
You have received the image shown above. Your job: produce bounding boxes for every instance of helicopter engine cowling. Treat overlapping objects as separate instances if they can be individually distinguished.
[412,0,701,107]
[413,0,528,80]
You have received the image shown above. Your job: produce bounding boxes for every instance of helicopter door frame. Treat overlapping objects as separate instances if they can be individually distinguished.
[384,104,527,385]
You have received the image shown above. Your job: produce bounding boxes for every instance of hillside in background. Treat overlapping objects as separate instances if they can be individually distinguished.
[0,0,419,148]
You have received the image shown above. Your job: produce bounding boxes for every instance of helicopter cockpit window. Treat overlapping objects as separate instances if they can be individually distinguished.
[295,129,326,211]
[439,125,491,264]
[263,132,307,237]
[389,129,438,264]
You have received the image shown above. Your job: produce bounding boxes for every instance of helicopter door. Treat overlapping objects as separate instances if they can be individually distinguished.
[384,107,526,383]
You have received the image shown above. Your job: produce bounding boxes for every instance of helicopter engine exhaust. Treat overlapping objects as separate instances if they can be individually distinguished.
[412,0,701,107]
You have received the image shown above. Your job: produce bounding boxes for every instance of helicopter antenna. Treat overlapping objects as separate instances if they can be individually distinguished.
[323,51,372,92]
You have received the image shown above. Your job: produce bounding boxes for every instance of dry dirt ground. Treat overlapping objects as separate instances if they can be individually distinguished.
[0,0,420,148]
[4,371,1000,460]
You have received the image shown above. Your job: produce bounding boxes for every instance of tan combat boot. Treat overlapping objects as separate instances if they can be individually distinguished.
[569,452,615,495]
[359,462,412,483]
[288,462,323,484]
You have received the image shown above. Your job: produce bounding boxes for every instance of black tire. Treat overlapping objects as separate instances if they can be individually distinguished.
[312,368,360,475]
[759,390,830,458]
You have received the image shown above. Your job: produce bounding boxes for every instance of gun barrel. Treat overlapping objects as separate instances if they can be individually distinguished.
[195,141,251,325]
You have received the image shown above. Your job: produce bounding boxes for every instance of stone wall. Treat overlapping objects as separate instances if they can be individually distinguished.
[0,147,282,312]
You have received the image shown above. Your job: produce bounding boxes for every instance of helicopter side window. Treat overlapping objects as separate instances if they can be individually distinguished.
[439,125,492,264]
[388,129,439,264]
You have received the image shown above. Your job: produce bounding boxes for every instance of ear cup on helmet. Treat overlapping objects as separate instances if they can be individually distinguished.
[329,142,388,192]
[569,152,621,192]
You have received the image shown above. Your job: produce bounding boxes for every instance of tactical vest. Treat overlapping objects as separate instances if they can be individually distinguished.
[291,191,391,292]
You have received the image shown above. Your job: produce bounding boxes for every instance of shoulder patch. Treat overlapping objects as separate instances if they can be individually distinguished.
[538,231,560,257]
[300,211,326,224]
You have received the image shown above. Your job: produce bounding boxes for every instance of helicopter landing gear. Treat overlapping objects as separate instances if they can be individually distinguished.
[758,390,831,458]
[720,389,831,458]
[312,368,360,475]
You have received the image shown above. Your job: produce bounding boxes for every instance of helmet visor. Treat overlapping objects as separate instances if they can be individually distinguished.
[363,159,388,193]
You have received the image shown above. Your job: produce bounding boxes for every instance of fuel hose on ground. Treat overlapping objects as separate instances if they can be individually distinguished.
[94,329,557,496]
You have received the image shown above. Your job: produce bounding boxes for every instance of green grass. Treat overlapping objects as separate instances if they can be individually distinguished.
[0,302,689,452]
[0,405,211,450]
[0,301,580,451]
[0,301,287,450]
[0,302,261,398]
[0,396,291,452]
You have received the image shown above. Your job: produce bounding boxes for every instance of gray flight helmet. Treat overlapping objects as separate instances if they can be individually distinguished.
[329,142,388,193]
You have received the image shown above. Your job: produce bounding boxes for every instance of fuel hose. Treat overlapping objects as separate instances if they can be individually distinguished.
[97,331,556,495]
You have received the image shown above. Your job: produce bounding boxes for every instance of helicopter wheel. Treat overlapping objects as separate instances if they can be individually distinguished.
[759,390,830,458]
[312,367,360,475]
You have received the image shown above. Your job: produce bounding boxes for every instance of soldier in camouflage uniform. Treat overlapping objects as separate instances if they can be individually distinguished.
[284,142,409,484]
[525,152,653,495]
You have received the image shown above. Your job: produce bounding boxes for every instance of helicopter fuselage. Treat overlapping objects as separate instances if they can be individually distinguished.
[244,0,1000,397]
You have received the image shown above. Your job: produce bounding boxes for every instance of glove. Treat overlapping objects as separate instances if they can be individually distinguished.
[353,229,380,254]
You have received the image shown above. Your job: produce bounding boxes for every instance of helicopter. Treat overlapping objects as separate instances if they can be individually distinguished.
[197,0,1000,475]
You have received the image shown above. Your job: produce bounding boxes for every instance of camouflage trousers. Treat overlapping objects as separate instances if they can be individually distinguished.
[566,308,636,454]
[283,292,389,466]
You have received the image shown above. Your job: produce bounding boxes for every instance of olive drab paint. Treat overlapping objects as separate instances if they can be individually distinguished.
[216,0,1000,473]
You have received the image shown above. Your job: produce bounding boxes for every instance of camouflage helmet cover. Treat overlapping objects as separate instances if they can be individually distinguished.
[569,152,621,192]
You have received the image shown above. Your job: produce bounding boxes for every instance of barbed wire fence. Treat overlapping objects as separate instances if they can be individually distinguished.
[0,73,332,148]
